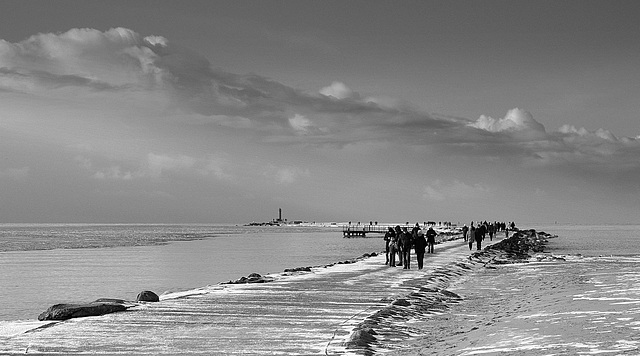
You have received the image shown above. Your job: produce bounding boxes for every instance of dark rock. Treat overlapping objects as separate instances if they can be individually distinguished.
[94,298,128,304]
[345,327,377,347]
[222,273,275,284]
[136,290,159,302]
[284,266,312,273]
[38,302,129,321]
[392,298,411,307]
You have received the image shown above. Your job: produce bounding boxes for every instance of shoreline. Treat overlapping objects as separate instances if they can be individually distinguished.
[344,228,555,354]
[1,228,554,354]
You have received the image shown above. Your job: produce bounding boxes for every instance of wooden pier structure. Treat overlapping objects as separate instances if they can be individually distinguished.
[342,225,392,238]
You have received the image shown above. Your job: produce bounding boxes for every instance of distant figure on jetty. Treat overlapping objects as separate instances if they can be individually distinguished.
[384,227,395,265]
[388,229,399,267]
[426,226,437,254]
[468,223,475,250]
[475,224,483,250]
[394,225,403,266]
[462,224,468,242]
[414,229,427,269]
[400,226,413,269]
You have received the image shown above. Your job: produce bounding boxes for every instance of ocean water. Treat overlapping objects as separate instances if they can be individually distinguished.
[1,223,640,355]
[0,223,380,321]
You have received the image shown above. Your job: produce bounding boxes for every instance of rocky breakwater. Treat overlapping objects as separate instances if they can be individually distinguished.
[37,290,159,321]
[222,252,381,284]
[471,229,559,265]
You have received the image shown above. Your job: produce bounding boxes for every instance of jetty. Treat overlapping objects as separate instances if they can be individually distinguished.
[343,225,392,237]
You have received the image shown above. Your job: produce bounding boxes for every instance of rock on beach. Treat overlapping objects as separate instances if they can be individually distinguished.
[37,301,130,321]
[136,290,160,302]
[472,229,557,265]
[38,290,158,321]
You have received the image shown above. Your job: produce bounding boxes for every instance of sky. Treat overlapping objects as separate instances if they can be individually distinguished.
[0,0,638,224]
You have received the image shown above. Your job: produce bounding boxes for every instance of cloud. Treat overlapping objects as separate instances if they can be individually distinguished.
[1,27,463,146]
[146,153,233,180]
[2,27,638,199]
[320,81,356,100]
[262,165,310,184]
[75,153,232,181]
[147,153,197,178]
[0,28,167,91]
[468,108,546,137]
[423,179,491,202]
[289,113,314,134]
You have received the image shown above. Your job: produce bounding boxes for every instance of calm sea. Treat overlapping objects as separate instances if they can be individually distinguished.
[0,223,381,321]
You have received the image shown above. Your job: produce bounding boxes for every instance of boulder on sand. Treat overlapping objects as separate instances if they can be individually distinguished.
[38,301,129,321]
[136,290,159,302]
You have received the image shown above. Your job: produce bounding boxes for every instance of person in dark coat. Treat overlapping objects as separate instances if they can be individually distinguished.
[478,223,487,243]
[414,229,427,270]
[400,227,413,269]
[394,225,403,266]
[384,227,395,265]
[475,223,483,250]
[426,226,437,254]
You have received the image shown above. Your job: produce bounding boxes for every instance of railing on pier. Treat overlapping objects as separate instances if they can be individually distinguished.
[342,225,395,238]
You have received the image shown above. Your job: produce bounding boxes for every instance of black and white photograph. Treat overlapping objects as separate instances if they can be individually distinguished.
[1,1,639,354]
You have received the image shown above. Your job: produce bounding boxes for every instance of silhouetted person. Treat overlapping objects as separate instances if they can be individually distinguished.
[475,224,483,250]
[426,226,437,254]
[384,227,395,265]
[394,225,403,266]
[414,229,427,269]
[388,231,398,267]
[400,227,413,269]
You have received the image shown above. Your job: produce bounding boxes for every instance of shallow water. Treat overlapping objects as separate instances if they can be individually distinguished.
[0,224,381,321]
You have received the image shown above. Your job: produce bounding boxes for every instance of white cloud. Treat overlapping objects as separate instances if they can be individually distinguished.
[558,124,618,141]
[319,81,356,99]
[469,108,546,135]
[0,27,164,90]
[289,114,313,133]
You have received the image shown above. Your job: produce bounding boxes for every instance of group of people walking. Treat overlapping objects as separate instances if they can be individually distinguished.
[461,221,515,251]
[383,220,516,268]
[384,223,437,270]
